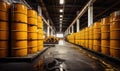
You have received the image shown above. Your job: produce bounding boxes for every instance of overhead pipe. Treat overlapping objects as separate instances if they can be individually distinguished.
[65,0,96,33]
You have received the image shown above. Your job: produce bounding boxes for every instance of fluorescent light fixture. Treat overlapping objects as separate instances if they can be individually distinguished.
[60,0,64,4]
[60,18,62,20]
[60,9,63,12]
[60,15,63,17]
[60,24,62,27]
[60,21,62,23]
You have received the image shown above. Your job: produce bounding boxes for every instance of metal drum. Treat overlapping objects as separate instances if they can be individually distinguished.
[0,41,8,57]
[101,17,110,39]
[28,9,38,54]
[101,40,110,55]
[11,3,27,57]
[38,40,43,51]
[28,40,37,54]
[93,40,101,52]
[89,40,93,50]
[11,40,27,57]
[11,3,27,23]
[37,16,43,29]
[110,40,120,59]
[110,11,120,59]
[0,1,10,57]
[93,22,101,40]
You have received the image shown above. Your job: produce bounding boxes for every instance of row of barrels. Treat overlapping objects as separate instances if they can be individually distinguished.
[0,1,44,57]
[44,36,59,43]
[67,10,120,59]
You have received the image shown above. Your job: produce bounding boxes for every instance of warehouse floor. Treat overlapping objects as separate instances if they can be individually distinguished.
[0,40,119,71]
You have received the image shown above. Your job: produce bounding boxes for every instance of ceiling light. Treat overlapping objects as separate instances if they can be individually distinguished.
[60,18,62,20]
[60,0,64,4]
[60,9,63,12]
[60,21,62,23]
[60,15,63,17]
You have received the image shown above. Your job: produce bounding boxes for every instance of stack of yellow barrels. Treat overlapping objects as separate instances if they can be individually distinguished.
[75,32,79,45]
[27,9,38,54]
[93,22,101,52]
[89,26,93,50]
[11,3,28,57]
[85,28,89,48]
[101,17,110,55]
[110,11,120,59]
[0,1,10,57]
[81,29,85,47]
[37,16,44,51]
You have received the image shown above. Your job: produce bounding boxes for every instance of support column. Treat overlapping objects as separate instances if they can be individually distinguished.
[51,29,53,36]
[47,20,50,37]
[88,3,93,27]
[69,28,71,34]
[72,25,74,33]
[77,19,80,32]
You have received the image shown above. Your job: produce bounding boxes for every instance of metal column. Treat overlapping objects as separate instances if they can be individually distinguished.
[72,25,74,33]
[77,19,80,32]
[69,28,71,34]
[47,20,50,37]
[88,3,93,27]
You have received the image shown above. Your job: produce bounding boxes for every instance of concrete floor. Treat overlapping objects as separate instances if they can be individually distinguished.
[0,40,119,71]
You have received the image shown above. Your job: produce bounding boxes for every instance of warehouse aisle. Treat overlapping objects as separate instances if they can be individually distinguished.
[41,40,118,71]
[0,40,119,71]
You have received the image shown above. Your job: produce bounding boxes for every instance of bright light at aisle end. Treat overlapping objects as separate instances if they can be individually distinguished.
[60,15,63,17]
[56,33,63,38]
[60,0,64,4]
[60,9,63,12]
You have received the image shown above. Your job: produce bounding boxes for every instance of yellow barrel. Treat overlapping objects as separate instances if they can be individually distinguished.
[0,1,10,21]
[11,40,27,57]
[89,40,93,50]
[101,17,110,39]
[37,16,43,29]
[85,40,89,48]
[28,9,38,54]
[0,41,8,57]
[38,40,43,51]
[101,40,110,55]
[28,25,37,32]
[0,1,10,57]
[110,21,120,39]
[11,23,27,40]
[93,22,101,39]
[85,28,89,48]
[110,10,120,22]
[11,3,27,57]
[28,40,37,54]
[28,32,37,40]
[28,9,37,25]
[11,3,27,23]
[110,40,120,59]
[93,40,101,52]
[89,26,93,40]
[110,11,120,59]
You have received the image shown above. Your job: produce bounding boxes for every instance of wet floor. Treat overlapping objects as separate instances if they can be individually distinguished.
[41,40,119,71]
[0,40,119,71]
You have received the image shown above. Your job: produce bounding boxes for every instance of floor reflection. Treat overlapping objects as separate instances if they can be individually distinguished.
[58,40,64,45]
[34,57,44,71]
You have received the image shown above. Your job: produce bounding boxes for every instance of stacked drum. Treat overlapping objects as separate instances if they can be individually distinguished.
[89,25,93,50]
[93,22,101,52]
[0,1,10,57]
[11,3,27,57]
[85,28,89,48]
[101,17,110,55]
[110,11,120,59]
[28,9,38,54]
[37,16,44,51]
